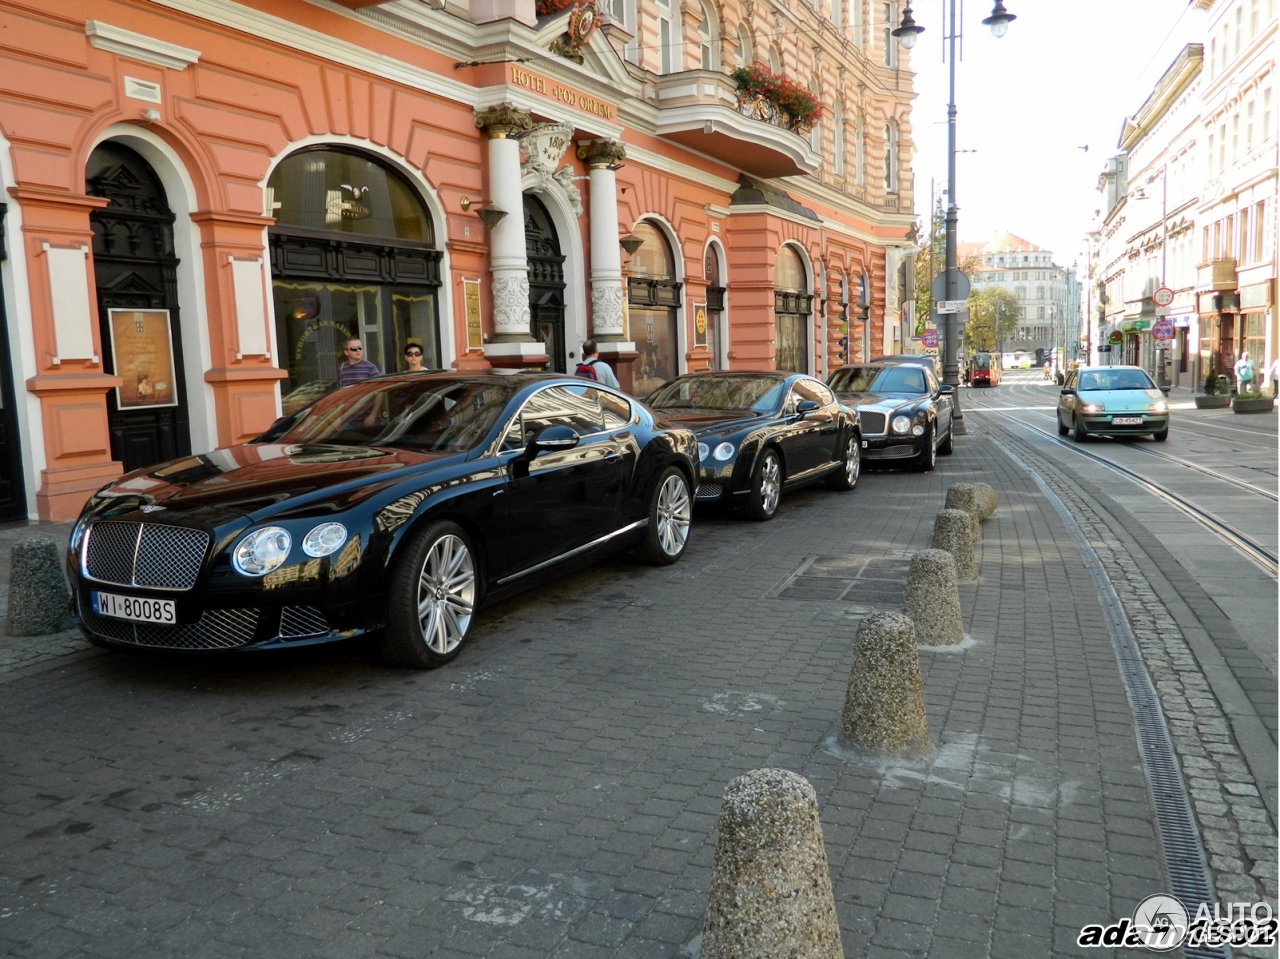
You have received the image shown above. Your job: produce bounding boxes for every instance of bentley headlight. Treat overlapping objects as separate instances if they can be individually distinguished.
[1082,403,1104,414]
[713,442,735,461]
[1149,401,1168,413]
[69,515,91,554]
[302,522,348,558]
[911,424,925,436]
[233,527,292,576]
[892,415,912,434]
[698,443,710,461]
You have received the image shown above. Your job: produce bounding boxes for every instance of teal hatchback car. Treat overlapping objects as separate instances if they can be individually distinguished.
[1057,365,1170,442]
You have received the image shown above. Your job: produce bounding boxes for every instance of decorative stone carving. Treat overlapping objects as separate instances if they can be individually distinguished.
[576,138,627,168]
[551,165,584,216]
[491,274,532,332]
[520,122,575,171]
[475,104,533,139]
[591,284,625,336]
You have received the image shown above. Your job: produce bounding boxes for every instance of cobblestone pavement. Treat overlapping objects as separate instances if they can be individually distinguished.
[0,521,85,679]
[0,439,1264,958]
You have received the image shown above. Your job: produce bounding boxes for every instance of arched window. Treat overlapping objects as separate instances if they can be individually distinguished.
[698,1,719,70]
[885,120,899,193]
[734,24,752,66]
[768,44,782,74]
[810,85,822,153]
[774,246,812,373]
[628,221,682,396]
[267,148,442,412]
[834,105,846,176]
[855,114,866,187]
[704,244,726,369]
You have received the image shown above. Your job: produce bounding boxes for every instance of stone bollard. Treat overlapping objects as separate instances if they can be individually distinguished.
[702,768,843,959]
[901,549,964,646]
[838,612,931,756]
[931,508,978,580]
[7,536,71,636]
[945,481,997,524]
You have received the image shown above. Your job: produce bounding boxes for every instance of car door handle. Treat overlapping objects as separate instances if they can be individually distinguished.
[604,451,622,463]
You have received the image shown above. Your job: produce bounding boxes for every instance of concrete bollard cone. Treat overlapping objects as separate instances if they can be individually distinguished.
[930,508,978,580]
[702,768,843,959]
[944,482,997,524]
[7,536,71,636]
[902,549,964,646]
[838,612,931,756]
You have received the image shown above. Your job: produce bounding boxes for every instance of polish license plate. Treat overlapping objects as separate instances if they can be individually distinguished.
[1111,416,1143,425]
[862,440,868,448]
[91,591,176,624]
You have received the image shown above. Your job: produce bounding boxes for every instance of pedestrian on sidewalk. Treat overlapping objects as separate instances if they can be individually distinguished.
[1233,351,1255,394]
[337,337,380,387]
[575,340,621,389]
[1268,356,1280,399]
[403,341,425,373]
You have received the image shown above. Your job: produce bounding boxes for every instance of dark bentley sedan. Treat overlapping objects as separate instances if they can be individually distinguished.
[69,373,698,667]
[828,362,955,471]
[645,371,860,521]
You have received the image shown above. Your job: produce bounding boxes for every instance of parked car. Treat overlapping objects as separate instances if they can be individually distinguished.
[645,371,861,521]
[68,373,698,667]
[828,361,955,471]
[1057,365,1170,442]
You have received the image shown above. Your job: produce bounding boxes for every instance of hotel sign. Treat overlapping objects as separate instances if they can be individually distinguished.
[509,67,615,120]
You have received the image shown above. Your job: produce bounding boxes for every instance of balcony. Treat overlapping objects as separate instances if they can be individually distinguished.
[1198,258,1237,291]
[651,71,820,179]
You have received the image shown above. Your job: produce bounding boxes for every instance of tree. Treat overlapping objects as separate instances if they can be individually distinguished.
[966,287,1021,352]
[913,206,979,335]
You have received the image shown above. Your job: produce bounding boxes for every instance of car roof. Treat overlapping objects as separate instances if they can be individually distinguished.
[1074,365,1145,372]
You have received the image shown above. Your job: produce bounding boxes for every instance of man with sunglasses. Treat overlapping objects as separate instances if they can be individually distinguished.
[404,342,426,373]
[337,337,380,387]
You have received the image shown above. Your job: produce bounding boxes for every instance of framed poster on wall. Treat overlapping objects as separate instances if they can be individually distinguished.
[693,303,707,348]
[463,278,483,350]
[107,309,178,409]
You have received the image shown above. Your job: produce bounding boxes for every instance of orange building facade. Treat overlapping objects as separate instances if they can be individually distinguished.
[0,0,915,520]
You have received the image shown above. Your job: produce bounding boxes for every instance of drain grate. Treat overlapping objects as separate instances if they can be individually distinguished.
[996,438,1227,959]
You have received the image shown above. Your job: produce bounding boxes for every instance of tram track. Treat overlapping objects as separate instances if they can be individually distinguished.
[962,389,1279,579]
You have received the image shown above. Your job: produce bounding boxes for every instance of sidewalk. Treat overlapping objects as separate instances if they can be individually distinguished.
[0,437,1268,959]
[0,519,82,678]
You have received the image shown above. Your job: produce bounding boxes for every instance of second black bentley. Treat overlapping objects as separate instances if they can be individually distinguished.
[645,371,861,521]
[828,362,955,471]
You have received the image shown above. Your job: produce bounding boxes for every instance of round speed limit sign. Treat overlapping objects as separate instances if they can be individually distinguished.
[1153,286,1174,308]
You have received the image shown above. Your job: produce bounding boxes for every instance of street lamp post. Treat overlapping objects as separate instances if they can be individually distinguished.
[894,0,1015,433]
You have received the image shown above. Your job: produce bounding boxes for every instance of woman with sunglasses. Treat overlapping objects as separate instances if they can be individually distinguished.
[404,342,426,373]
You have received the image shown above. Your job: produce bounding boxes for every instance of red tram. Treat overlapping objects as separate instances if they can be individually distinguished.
[967,351,1002,387]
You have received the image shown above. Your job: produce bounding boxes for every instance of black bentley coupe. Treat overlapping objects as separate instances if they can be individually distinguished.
[645,371,861,521]
[827,361,954,471]
[69,373,698,667]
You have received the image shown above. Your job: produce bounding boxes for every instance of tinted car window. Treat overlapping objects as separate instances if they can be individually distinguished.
[648,375,787,412]
[1078,369,1155,391]
[272,379,517,452]
[868,367,928,394]
[828,366,881,392]
[519,385,606,445]
[794,379,836,407]
[599,390,634,429]
[925,370,939,393]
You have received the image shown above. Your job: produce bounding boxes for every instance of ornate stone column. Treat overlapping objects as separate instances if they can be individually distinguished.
[577,139,629,344]
[475,105,544,366]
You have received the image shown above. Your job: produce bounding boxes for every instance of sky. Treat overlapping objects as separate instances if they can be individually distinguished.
[905,0,1205,268]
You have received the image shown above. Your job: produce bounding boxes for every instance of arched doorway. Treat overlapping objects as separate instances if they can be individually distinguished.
[87,141,191,473]
[266,147,443,413]
[524,194,567,373]
[628,222,681,396]
[774,246,811,373]
[704,244,726,369]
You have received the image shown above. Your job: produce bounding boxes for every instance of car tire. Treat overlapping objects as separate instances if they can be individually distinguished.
[1057,415,1069,436]
[381,519,478,669]
[636,466,692,565]
[1152,425,1169,442]
[741,448,782,521]
[913,424,936,472]
[1072,415,1088,442]
[938,427,954,455]
[826,434,861,491]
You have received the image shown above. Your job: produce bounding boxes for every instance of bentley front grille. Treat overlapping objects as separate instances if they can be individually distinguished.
[280,606,330,638]
[83,607,260,650]
[857,411,888,436]
[695,483,724,500]
[83,522,210,591]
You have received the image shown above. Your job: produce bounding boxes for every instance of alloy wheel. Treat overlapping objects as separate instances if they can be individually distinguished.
[846,438,860,485]
[656,472,692,557]
[760,455,781,514]
[416,534,475,655]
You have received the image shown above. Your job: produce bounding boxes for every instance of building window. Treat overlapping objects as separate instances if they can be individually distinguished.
[1255,201,1266,263]
[611,0,638,62]
[811,87,823,154]
[658,0,675,75]
[1015,286,1026,300]
[698,2,718,70]
[1036,285,1045,299]
[834,107,846,176]
[267,147,442,413]
[774,245,812,373]
[883,3,897,67]
[1037,306,1045,319]
[627,221,682,396]
[734,24,752,66]
[885,120,899,193]
[768,44,782,74]
[831,0,842,29]
[855,114,866,187]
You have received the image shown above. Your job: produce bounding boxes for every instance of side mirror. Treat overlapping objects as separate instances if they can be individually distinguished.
[1160,386,1171,396]
[525,424,580,458]
[1060,388,1075,396]
[794,399,820,418]
[938,385,955,396]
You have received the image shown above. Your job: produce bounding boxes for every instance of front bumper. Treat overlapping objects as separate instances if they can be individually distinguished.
[860,434,924,461]
[693,460,742,503]
[1078,413,1169,436]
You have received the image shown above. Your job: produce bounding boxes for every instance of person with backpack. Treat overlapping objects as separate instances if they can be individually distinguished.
[574,340,621,388]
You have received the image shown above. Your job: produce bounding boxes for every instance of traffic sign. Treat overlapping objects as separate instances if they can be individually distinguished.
[1153,286,1174,308]
[1108,330,1123,344]
[1152,318,1174,341]
[930,269,971,302]
[921,329,939,348]
[936,300,967,314]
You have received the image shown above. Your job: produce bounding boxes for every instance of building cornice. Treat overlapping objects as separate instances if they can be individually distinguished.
[1118,44,1202,152]
[85,20,201,70]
